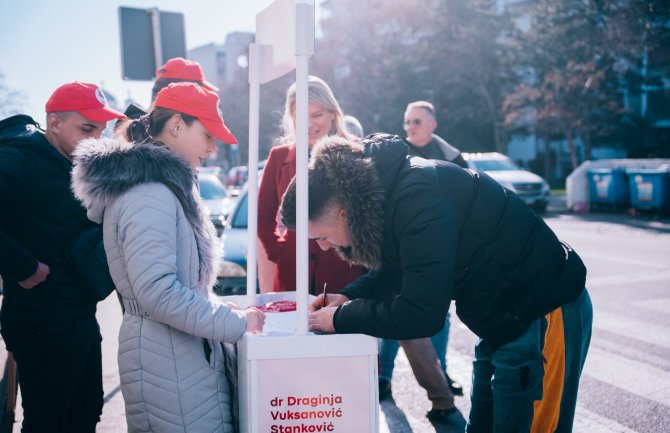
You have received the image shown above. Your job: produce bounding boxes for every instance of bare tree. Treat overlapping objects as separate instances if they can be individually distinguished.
[0,72,26,119]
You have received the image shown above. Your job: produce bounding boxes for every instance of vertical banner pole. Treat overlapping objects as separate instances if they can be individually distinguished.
[246,43,261,305]
[150,8,163,68]
[294,0,315,335]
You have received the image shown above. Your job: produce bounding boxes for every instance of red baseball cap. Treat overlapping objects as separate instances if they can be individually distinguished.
[45,82,126,122]
[155,57,219,92]
[154,82,237,144]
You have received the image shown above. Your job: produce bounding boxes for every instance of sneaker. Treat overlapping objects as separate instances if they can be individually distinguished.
[378,378,393,401]
[446,372,463,396]
[426,407,458,422]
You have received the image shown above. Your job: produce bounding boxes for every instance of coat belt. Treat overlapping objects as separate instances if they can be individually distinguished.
[122,299,150,317]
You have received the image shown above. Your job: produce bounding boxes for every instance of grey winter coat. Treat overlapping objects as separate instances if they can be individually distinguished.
[72,138,246,433]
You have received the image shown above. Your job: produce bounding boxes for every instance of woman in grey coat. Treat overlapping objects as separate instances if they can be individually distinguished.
[72,82,265,433]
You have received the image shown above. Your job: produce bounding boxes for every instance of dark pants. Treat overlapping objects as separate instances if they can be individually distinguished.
[467,289,592,433]
[10,316,103,433]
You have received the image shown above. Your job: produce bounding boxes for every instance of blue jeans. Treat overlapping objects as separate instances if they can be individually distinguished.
[466,289,592,433]
[379,311,451,381]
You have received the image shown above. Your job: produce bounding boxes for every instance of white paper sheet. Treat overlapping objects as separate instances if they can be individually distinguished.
[262,311,297,336]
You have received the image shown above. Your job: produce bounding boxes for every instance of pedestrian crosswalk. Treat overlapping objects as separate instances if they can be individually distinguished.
[584,346,670,407]
[632,298,670,316]
[573,406,638,433]
[594,309,670,351]
[585,269,670,289]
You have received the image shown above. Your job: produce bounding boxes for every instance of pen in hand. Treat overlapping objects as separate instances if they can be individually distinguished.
[321,283,328,308]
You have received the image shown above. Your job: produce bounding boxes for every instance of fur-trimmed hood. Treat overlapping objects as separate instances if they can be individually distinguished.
[71,138,220,287]
[302,133,409,270]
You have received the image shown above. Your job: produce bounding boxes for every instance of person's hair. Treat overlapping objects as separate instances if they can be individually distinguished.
[46,111,70,120]
[280,135,365,230]
[343,115,364,138]
[45,111,67,129]
[151,78,202,102]
[115,107,198,143]
[405,100,436,119]
[280,76,350,144]
[280,167,337,231]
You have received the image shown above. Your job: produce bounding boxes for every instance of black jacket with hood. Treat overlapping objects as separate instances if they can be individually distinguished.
[0,115,99,339]
[329,133,586,348]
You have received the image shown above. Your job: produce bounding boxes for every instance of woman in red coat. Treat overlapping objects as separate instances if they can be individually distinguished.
[258,76,365,294]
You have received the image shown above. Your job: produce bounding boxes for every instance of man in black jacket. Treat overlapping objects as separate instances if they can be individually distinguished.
[403,100,468,168]
[280,133,592,432]
[0,82,124,433]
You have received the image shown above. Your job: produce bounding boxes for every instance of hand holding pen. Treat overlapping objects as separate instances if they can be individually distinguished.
[308,284,351,333]
[309,284,350,313]
[321,283,328,308]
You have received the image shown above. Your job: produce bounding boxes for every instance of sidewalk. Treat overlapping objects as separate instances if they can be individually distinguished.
[0,295,127,433]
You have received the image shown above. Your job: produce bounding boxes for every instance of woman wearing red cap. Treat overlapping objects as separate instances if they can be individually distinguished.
[72,82,264,433]
[258,76,365,295]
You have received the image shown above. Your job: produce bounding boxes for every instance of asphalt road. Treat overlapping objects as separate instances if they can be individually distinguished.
[7,207,670,432]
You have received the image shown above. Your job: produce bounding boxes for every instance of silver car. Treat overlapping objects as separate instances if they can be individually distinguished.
[198,173,234,237]
[464,152,550,213]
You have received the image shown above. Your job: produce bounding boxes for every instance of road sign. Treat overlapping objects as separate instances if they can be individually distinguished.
[118,7,186,81]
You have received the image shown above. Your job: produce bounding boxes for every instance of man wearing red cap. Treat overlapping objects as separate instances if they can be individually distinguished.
[0,82,125,433]
[154,57,219,96]
[123,57,219,120]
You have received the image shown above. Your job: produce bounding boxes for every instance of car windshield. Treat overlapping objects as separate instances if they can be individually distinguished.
[199,176,228,200]
[471,159,519,171]
[232,192,248,229]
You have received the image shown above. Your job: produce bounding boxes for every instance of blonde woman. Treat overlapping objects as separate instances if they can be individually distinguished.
[257,76,365,294]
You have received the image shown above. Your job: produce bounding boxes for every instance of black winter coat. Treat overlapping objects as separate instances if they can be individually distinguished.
[0,115,99,337]
[407,134,469,169]
[333,134,586,348]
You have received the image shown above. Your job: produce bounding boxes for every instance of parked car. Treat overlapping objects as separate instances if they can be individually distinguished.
[225,165,248,197]
[214,186,249,295]
[198,165,222,177]
[463,152,550,212]
[224,161,267,197]
[198,172,233,237]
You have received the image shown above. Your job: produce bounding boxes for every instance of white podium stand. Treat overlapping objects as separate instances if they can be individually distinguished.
[225,2,379,431]
[215,292,379,433]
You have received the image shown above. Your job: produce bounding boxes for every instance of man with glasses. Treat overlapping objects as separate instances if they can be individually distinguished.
[403,100,467,168]
[377,101,469,413]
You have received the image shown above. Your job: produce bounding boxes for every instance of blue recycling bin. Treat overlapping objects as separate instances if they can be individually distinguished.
[587,168,629,209]
[627,168,670,212]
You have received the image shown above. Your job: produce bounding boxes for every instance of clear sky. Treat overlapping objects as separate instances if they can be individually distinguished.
[0,0,276,119]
